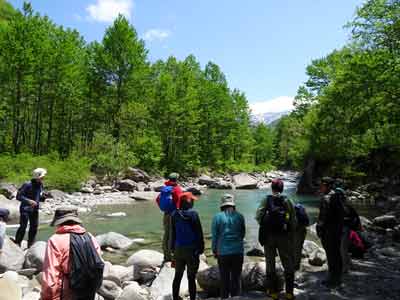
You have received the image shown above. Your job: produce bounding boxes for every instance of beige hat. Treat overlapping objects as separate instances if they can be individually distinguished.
[51,206,82,227]
[220,193,235,208]
[32,168,47,179]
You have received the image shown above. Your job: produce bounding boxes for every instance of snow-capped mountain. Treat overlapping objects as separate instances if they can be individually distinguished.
[251,110,290,125]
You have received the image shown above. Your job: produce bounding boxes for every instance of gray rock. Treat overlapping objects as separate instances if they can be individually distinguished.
[81,186,95,193]
[103,262,134,286]
[116,282,147,300]
[233,173,258,189]
[130,191,159,201]
[0,183,17,199]
[124,168,151,183]
[373,215,398,229]
[242,262,284,291]
[98,280,123,300]
[302,240,320,257]
[148,180,165,192]
[126,250,163,282]
[115,180,137,192]
[18,268,38,277]
[360,216,373,228]
[197,265,220,296]
[198,175,217,186]
[246,245,265,257]
[47,189,67,200]
[308,248,326,266]
[96,232,133,250]
[150,262,188,300]
[136,182,149,192]
[22,290,41,300]
[379,246,400,257]
[210,179,234,189]
[0,195,20,222]
[24,241,47,271]
[0,236,25,272]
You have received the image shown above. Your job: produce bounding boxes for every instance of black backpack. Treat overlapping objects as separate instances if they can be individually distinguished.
[262,195,290,233]
[295,203,310,227]
[69,233,104,299]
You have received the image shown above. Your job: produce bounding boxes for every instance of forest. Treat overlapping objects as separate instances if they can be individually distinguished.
[0,0,399,189]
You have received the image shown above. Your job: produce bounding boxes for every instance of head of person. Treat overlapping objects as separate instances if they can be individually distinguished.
[179,192,198,210]
[220,194,236,212]
[319,177,334,194]
[32,168,47,183]
[168,172,179,183]
[271,179,284,194]
[50,206,82,228]
[0,208,10,223]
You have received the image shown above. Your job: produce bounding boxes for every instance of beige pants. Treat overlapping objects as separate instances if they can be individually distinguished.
[0,274,22,300]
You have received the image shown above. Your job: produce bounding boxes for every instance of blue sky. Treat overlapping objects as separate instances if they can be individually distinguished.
[10,0,365,114]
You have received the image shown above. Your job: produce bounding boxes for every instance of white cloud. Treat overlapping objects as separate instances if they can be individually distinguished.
[143,29,171,42]
[250,96,294,114]
[86,0,133,23]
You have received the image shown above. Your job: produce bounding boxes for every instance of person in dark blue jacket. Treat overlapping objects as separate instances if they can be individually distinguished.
[170,192,204,300]
[14,168,47,248]
[212,194,246,299]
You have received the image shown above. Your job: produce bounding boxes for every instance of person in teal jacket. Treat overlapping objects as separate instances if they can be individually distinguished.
[212,194,246,299]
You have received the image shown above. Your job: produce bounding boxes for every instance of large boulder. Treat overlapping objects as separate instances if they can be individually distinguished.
[46,189,67,200]
[0,183,17,199]
[0,195,20,222]
[241,262,284,291]
[233,173,258,189]
[373,215,398,229]
[197,265,220,296]
[0,236,25,272]
[98,280,123,300]
[210,179,234,190]
[24,241,47,271]
[130,191,159,202]
[103,262,134,286]
[0,271,22,299]
[116,282,147,300]
[150,262,188,300]
[126,250,163,282]
[124,168,151,183]
[302,240,320,257]
[198,175,217,186]
[96,232,133,250]
[115,180,137,192]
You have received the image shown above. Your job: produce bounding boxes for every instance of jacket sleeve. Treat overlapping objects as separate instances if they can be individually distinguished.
[172,186,183,208]
[255,198,267,224]
[211,215,219,254]
[193,212,205,254]
[41,238,63,300]
[316,195,329,237]
[16,183,32,205]
[240,213,246,239]
[287,199,297,232]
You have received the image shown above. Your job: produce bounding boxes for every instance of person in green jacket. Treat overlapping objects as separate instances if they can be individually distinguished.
[212,194,246,299]
[256,179,297,300]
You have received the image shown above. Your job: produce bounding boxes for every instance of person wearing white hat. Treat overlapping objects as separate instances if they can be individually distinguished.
[14,168,47,248]
[211,194,246,299]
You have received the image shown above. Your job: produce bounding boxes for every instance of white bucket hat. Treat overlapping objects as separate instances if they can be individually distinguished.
[220,193,235,208]
[32,168,47,179]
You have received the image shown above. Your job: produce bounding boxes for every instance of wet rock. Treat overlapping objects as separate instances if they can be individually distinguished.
[24,241,47,271]
[96,232,133,250]
[0,195,19,222]
[98,280,123,300]
[373,215,398,229]
[126,250,163,282]
[0,236,25,272]
[106,212,127,218]
[130,191,158,201]
[378,246,400,257]
[0,183,17,199]
[210,179,234,189]
[360,216,373,228]
[302,240,320,258]
[81,186,94,193]
[115,180,137,192]
[233,173,258,189]
[46,189,67,200]
[136,182,149,192]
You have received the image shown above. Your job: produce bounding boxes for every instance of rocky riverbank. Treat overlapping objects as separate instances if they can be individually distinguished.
[0,209,399,300]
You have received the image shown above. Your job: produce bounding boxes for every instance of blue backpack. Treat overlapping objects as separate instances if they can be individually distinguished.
[158,186,176,213]
[295,203,310,227]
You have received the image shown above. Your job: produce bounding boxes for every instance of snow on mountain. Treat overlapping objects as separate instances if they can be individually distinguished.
[251,110,290,125]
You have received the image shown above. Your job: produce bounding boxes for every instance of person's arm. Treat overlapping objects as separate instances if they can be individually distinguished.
[211,215,219,256]
[316,196,329,237]
[41,238,62,300]
[16,183,35,206]
[287,199,297,232]
[240,213,246,240]
[193,212,204,254]
[255,198,267,224]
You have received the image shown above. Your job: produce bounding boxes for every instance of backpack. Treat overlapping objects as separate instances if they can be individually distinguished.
[295,203,310,227]
[348,230,366,259]
[158,186,176,213]
[262,195,290,233]
[69,233,104,299]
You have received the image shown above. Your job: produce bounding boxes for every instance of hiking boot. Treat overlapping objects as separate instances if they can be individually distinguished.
[285,293,295,300]
[266,290,279,300]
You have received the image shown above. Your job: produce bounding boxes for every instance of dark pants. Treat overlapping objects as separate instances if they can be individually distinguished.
[321,230,343,285]
[264,234,295,295]
[163,213,172,261]
[173,247,199,300]
[217,254,244,299]
[15,210,39,247]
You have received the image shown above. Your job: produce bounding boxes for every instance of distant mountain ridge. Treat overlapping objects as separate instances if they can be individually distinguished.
[251,110,290,125]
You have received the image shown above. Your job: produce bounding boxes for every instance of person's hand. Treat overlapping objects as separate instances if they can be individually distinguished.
[28,200,38,208]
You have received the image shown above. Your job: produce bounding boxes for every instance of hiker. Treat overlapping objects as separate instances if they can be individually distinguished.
[156,172,183,262]
[256,179,296,300]
[212,194,246,299]
[316,177,345,288]
[294,203,310,271]
[41,206,104,300]
[341,190,361,273]
[170,192,204,300]
[14,168,47,248]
